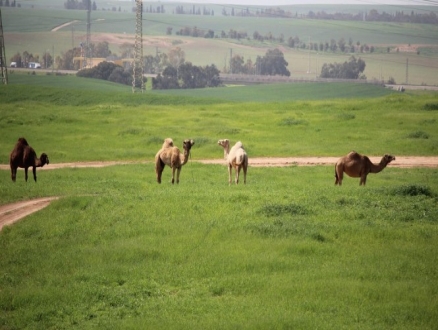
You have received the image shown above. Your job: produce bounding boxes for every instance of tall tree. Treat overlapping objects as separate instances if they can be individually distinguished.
[320,56,366,79]
[255,48,290,76]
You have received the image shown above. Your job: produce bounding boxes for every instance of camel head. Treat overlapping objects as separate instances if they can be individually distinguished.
[182,139,195,152]
[382,154,396,165]
[40,153,49,166]
[218,139,230,159]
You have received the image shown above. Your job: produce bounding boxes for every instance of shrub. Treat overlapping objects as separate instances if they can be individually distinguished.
[423,103,438,111]
[391,185,433,197]
[278,117,307,126]
[407,131,429,139]
[259,203,308,217]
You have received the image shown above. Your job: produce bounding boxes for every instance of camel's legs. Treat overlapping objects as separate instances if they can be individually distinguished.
[171,167,176,184]
[335,167,343,186]
[360,175,367,186]
[235,166,241,184]
[156,161,165,184]
[24,167,29,182]
[10,166,17,182]
[242,164,247,184]
[176,167,181,184]
[228,164,232,185]
[32,166,37,182]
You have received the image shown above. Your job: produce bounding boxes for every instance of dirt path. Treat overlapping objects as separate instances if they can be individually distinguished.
[51,20,79,32]
[0,197,58,231]
[1,156,438,171]
[1,156,437,231]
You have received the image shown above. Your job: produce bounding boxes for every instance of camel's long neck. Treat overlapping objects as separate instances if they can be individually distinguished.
[35,154,47,167]
[181,149,190,165]
[223,145,230,159]
[35,157,44,167]
[370,159,388,173]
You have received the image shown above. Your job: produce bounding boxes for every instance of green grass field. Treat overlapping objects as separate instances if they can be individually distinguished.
[1,74,438,163]
[0,163,437,329]
[1,48,438,329]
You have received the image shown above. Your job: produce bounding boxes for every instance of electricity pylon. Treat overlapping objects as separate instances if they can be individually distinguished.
[132,0,144,93]
[84,0,92,68]
[0,9,8,85]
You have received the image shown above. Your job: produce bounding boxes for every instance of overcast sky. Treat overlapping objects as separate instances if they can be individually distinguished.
[160,0,431,5]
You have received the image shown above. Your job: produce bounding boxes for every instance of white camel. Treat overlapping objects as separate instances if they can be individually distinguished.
[218,139,248,185]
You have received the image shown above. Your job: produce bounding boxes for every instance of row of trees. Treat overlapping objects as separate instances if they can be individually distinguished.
[76,61,136,86]
[166,25,377,55]
[152,63,221,89]
[307,9,438,25]
[228,48,290,76]
[320,56,366,79]
[64,0,96,10]
[10,41,113,71]
[227,49,366,80]
[174,5,214,16]
[288,36,375,54]
[228,6,438,25]
[0,0,18,7]
[9,51,52,69]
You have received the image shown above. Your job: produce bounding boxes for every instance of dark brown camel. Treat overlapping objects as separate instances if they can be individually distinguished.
[335,151,395,186]
[9,137,49,182]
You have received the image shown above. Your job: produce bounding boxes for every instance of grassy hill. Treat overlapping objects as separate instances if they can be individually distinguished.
[6,72,395,101]
[1,74,437,164]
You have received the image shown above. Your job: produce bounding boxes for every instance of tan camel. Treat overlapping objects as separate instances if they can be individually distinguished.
[335,151,395,186]
[155,138,195,184]
[9,137,49,182]
[218,139,248,185]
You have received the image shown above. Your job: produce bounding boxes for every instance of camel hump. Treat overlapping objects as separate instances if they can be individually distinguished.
[234,141,244,149]
[347,150,359,157]
[162,138,174,148]
[17,137,29,145]
[234,148,247,165]
[23,146,36,159]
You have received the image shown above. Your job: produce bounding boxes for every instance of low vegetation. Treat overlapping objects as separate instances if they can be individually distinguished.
[0,164,437,329]
[0,76,437,329]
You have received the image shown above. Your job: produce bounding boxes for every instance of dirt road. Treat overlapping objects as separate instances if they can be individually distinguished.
[1,156,438,171]
[1,156,437,231]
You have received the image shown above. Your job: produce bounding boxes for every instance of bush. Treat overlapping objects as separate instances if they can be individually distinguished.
[423,103,438,111]
[76,61,132,86]
[407,131,429,139]
[391,185,433,197]
[259,203,308,217]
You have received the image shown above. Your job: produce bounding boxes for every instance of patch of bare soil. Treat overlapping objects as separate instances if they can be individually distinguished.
[1,156,437,230]
[0,157,437,171]
[0,197,58,231]
[51,20,79,32]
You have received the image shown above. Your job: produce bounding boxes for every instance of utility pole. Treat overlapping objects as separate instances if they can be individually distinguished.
[71,27,75,49]
[0,9,8,85]
[132,0,144,93]
[405,58,409,84]
[307,36,311,74]
[229,48,233,74]
[84,0,92,68]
